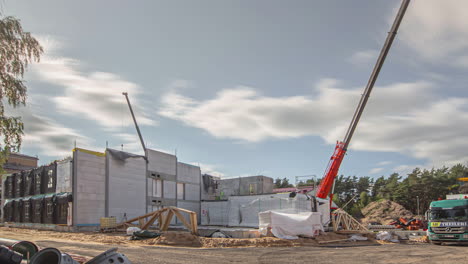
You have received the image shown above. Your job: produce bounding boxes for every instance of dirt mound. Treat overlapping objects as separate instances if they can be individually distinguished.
[200,237,299,248]
[149,231,202,247]
[361,200,414,225]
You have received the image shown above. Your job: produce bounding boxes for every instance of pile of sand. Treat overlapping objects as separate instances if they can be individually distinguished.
[149,231,202,247]
[200,237,299,248]
[361,199,414,225]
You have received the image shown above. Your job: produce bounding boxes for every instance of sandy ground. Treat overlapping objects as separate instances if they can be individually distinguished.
[2,227,468,264]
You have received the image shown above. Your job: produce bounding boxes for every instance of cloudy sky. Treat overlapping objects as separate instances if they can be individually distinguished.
[3,0,468,181]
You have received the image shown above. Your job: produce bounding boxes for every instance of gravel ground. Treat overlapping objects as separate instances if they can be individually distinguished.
[33,240,468,264]
[1,227,468,264]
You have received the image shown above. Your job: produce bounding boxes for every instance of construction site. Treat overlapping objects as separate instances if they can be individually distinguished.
[2,0,468,263]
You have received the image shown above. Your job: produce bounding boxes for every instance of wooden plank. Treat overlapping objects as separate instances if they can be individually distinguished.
[142,212,160,230]
[190,213,198,235]
[174,207,194,214]
[161,210,174,231]
[172,209,192,232]
[317,238,349,244]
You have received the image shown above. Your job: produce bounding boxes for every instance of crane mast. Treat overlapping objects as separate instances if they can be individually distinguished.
[315,0,411,199]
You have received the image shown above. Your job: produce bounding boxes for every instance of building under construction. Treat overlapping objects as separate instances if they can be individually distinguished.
[2,147,202,230]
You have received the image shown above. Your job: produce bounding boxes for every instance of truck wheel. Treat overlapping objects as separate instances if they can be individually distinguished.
[431,241,442,245]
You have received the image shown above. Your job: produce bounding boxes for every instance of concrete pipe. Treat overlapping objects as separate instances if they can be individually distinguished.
[30,248,79,264]
[0,245,23,264]
[86,248,132,264]
[0,238,39,259]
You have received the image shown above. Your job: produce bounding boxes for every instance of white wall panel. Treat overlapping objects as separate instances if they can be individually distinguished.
[107,151,146,222]
[147,149,176,175]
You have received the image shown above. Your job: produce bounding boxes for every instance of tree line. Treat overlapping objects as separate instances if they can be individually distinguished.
[274,164,468,217]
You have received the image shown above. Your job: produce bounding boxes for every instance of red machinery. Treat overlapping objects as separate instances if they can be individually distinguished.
[315,0,411,201]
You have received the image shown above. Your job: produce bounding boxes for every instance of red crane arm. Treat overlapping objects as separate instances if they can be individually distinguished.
[314,0,410,200]
[315,141,346,199]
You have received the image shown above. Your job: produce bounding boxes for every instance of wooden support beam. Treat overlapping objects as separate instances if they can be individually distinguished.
[172,210,192,232]
[161,210,174,231]
[142,211,160,230]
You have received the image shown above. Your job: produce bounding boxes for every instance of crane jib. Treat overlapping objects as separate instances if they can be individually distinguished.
[315,0,411,200]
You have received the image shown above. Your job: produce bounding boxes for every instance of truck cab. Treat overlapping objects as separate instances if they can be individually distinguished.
[427,195,468,244]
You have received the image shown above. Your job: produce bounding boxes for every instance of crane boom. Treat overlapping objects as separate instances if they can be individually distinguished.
[123,92,147,155]
[315,0,411,199]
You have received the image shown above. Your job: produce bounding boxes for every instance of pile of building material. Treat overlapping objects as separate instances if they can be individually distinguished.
[361,200,414,225]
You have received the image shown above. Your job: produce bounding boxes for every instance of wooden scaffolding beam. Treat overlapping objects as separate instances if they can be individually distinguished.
[115,206,198,235]
[332,208,370,233]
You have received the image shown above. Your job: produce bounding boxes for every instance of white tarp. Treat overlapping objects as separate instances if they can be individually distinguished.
[259,211,323,239]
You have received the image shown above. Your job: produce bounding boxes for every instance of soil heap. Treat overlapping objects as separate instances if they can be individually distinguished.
[360,199,414,225]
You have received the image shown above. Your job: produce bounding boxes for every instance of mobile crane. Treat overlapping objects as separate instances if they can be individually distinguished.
[315,0,411,202]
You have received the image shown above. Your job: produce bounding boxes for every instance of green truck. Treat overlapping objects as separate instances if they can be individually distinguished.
[427,194,468,244]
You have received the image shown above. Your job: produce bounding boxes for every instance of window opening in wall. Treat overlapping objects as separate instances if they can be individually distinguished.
[249,183,257,195]
[47,170,53,188]
[153,179,162,197]
[177,183,185,200]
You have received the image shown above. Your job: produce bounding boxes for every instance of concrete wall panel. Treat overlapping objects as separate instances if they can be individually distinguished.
[56,159,72,193]
[177,201,201,224]
[177,162,201,184]
[163,181,176,199]
[147,149,176,175]
[74,150,106,226]
[185,184,200,201]
[107,150,147,222]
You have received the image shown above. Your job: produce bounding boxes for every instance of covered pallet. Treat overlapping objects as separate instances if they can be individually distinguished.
[33,167,44,195]
[259,211,323,239]
[5,175,14,198]
[55,193,72,225]
[24,170,35,196]
[22,198,32,223]
[13,199,23,223]
[13,173,24,198]
[42,194,56,224]
[43,163,57,194]
[31,196,44,223]
[3,200,13,222]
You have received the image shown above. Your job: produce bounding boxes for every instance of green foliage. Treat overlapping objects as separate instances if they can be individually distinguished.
[274,177,294,188]
[332,164,468,217]
[0,15,43,153]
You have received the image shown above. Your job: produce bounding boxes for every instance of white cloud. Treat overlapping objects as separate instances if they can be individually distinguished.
[195,163,225,178]
[348,50,378,66]
[369,168,384,175]
[7,105,92,157]
[31,36,155,129]
[399,0,468,67]
[377,161,392,166]
[158,79,468,168]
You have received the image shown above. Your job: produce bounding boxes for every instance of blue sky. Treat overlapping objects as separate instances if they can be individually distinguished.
[3,0,468,182]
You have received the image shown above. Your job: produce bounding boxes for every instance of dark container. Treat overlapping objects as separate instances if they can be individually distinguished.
[42,195,55,224]
[43,163,57,194]
[23,170,34,197]
[12,200,22,223]
[30,197,43,223]
[33,167,44,195]
[13,173,24,198]
[22,198,32,223]
[55,193,72,225]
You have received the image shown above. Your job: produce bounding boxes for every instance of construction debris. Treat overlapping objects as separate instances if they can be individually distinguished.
[376,231,399,243]
[361,200,414,225]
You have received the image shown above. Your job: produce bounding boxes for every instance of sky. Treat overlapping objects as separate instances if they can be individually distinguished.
[2,0,468,182]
